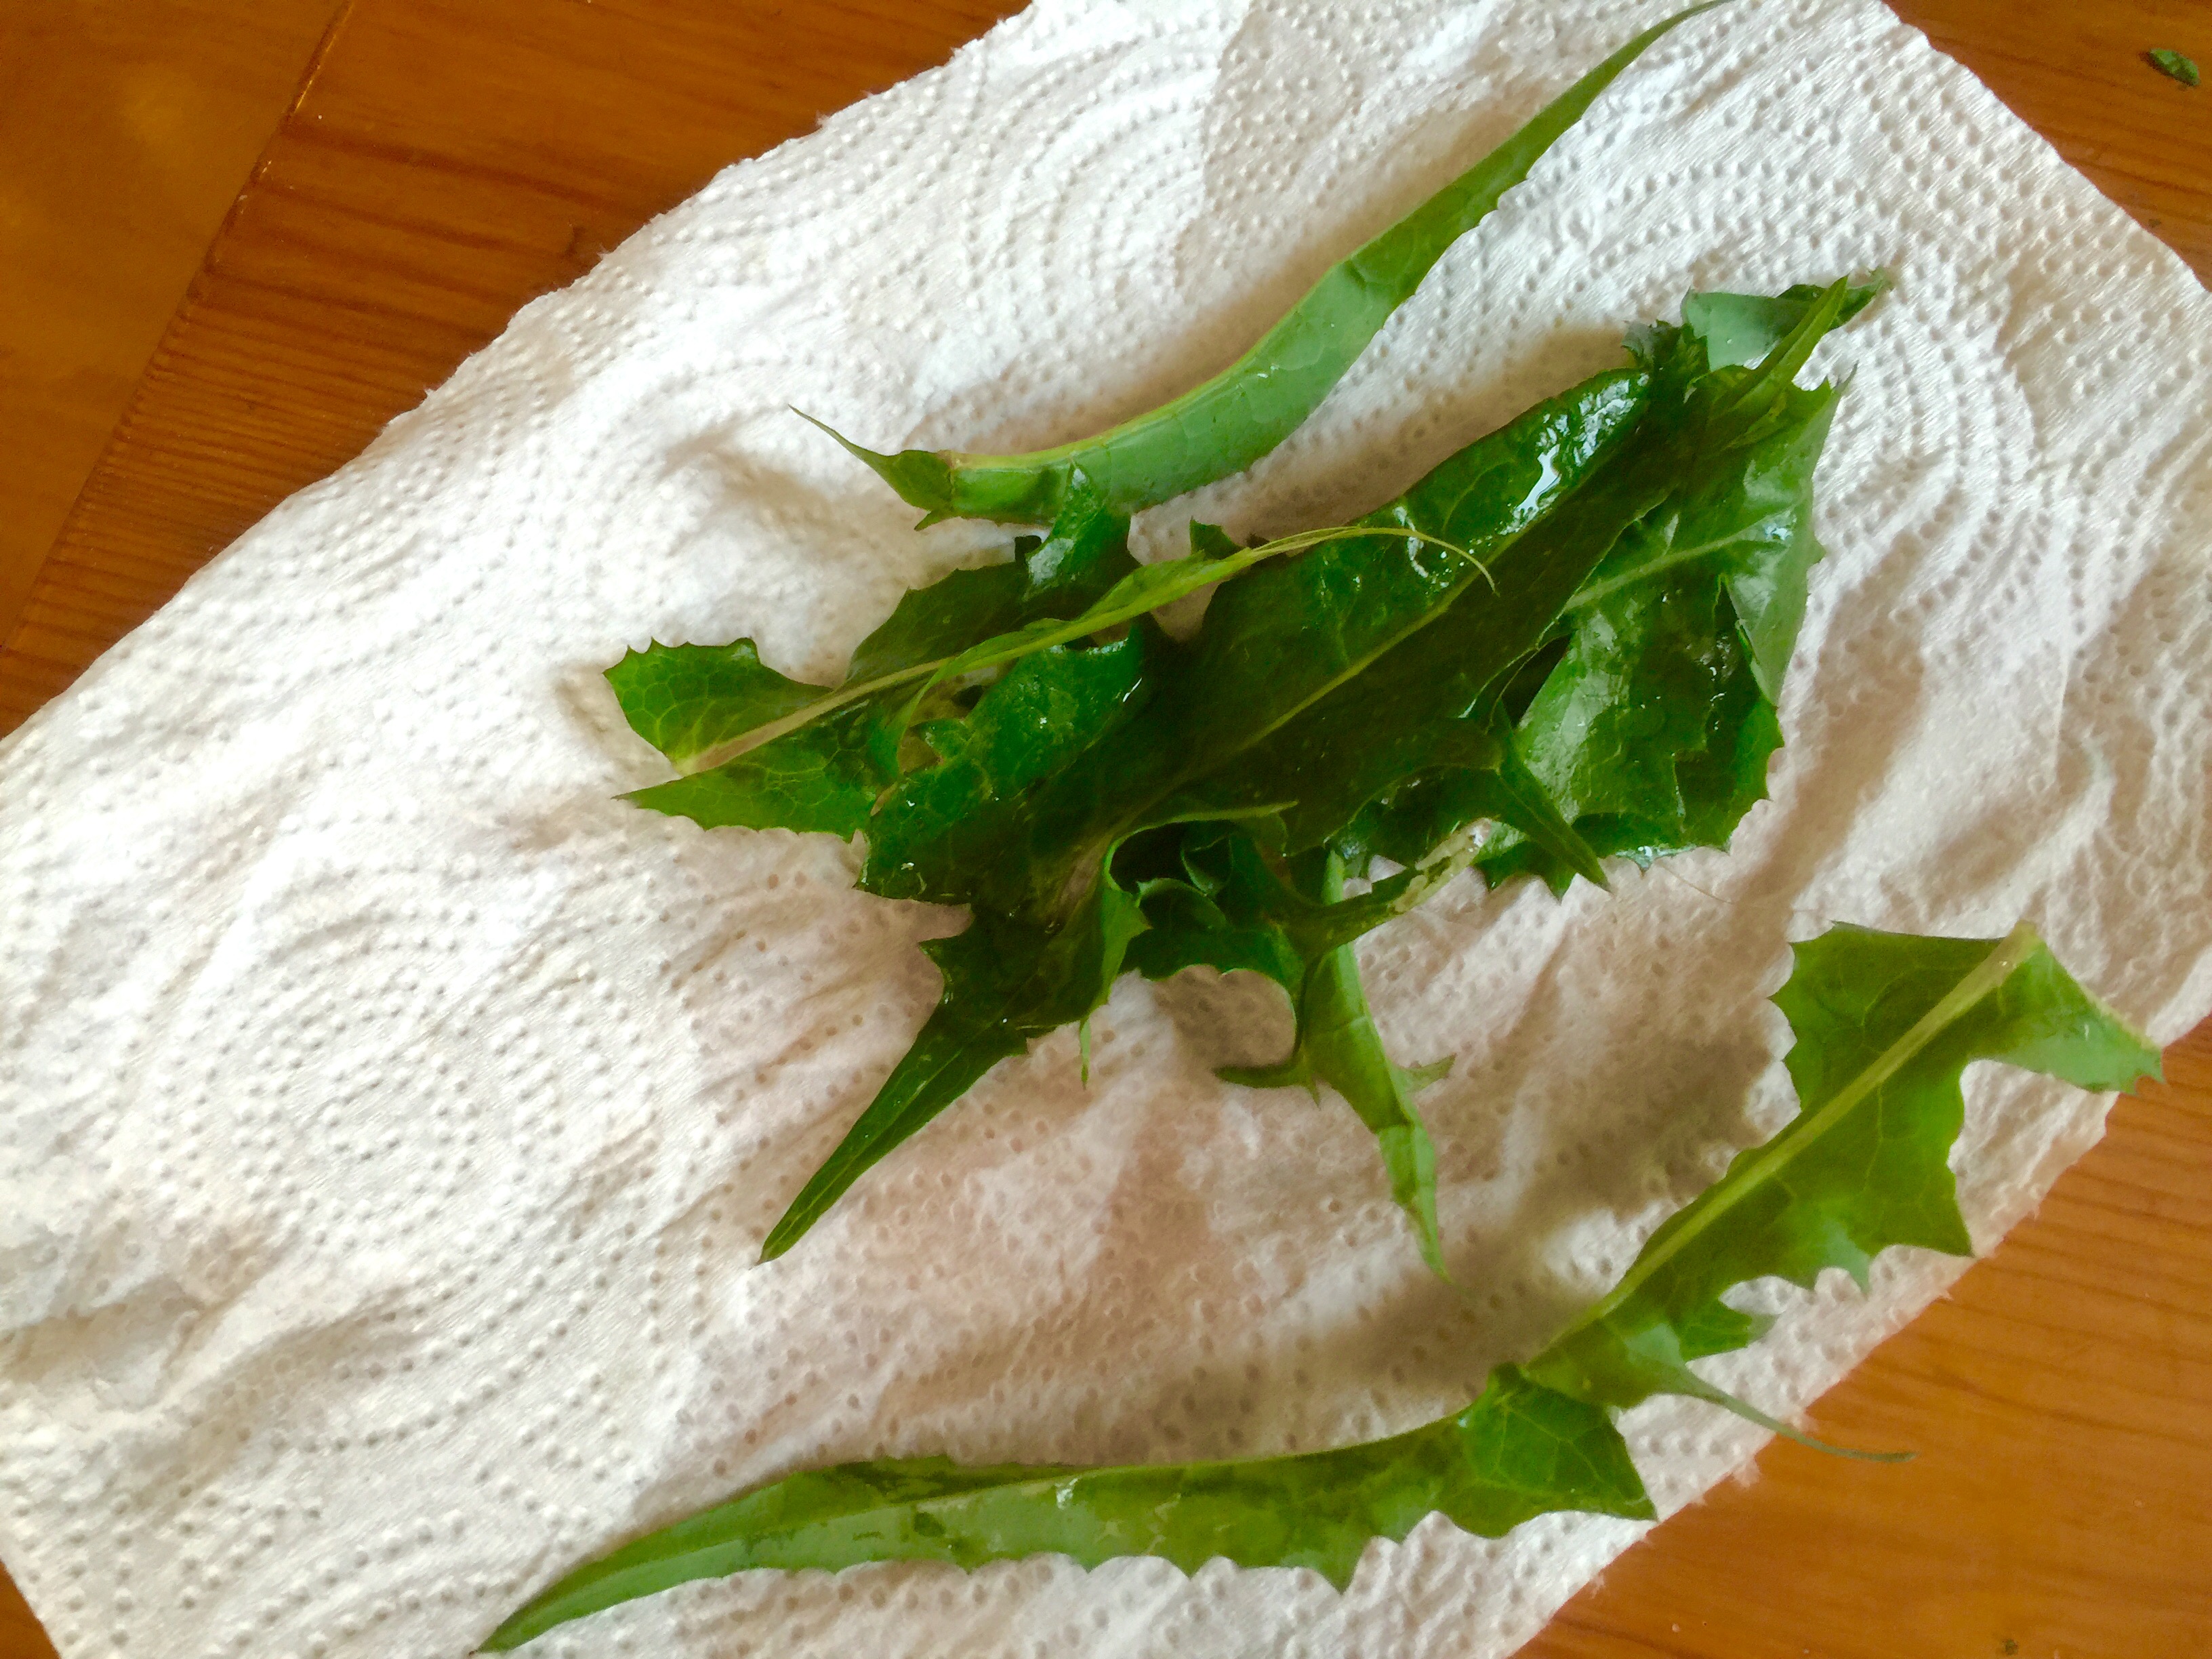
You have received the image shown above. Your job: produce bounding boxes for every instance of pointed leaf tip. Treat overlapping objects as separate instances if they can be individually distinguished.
[794,407,958,516]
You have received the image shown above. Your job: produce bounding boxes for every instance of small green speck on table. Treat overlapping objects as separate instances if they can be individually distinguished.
[2149,47,2200,87]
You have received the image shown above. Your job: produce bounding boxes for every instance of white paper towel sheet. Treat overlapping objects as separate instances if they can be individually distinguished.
[3,0,2208,1654]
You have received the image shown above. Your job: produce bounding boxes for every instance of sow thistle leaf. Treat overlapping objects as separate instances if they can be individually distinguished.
[481,1365,1643,1650]
[614,281,1885,1273]
[760,876,1147,1261]
[806,5,1731,527]
[768,365,1668,1252]
[1525,923,2161,1414]
[604,638,827,773]
[628,697,890,839]
[613,472,1134,787]
[846,470,1139,682]
[485,925,2156,1650]
[1470,281,1872,888]
[1128,833,1486,1277]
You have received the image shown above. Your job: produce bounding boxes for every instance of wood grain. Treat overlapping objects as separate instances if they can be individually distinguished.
[0,1567,49,1659]
[0,1,2206,1655]
[0,0,346,645]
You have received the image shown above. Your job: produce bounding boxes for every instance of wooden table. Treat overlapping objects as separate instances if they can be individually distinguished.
[3,2,2207,1654]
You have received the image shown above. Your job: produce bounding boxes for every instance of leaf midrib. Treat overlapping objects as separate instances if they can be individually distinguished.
[1554,922,2042,1342]
[1559,511,1793,615]
[672,527,1461,777]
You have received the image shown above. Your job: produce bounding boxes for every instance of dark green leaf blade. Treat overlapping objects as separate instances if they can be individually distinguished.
[858,630,1160,907]
[617,479,1137,801]
[841,562,1029,687]
[844,472,1137,683]
[1173,428,1673,855]
[1126,830,1490,1275]
[1484,562,1776,883]
[1174,281,1870,876]
[1525,922,2163,1413]
[1191,846,1462,1277]
[758,876,1146,1261]
[1172,369,1652,791]
[1279,939,1453,1278]
[1477,296,1856,888]
[478,1365,1648,1651]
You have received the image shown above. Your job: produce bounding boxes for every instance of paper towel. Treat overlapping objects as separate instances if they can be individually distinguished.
[3,0,2207,1654]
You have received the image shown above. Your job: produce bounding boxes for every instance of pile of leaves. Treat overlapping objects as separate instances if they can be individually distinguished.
[613,276,1877,1275]
[485,11,2161,1649]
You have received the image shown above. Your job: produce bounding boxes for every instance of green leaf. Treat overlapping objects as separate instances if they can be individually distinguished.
[1525,922,2162,1415]
[1265,919,1453,1279]
[859,629,1161,907]
[760,873,1147,1261]
[2149,47,2200,87]
[1680,274,1887,371]
[487,925,2155,1650]
[1142,840,1476,1278]
[1164,408,1673,855]
[1187,520,1242,561]
[844,471,1137,683]
[863,520,1473,769]
[605,638,832,772]
[479,1365,1649,1650]
[627,696,892,839]
[611,479,1134,811]
[811,4,1730,524]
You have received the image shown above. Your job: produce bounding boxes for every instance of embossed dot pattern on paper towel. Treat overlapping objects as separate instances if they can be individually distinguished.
[2,0,2209,1655]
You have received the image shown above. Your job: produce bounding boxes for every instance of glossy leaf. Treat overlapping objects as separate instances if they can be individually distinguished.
[1128,833,1486,1277]
[628,696,891,838]
[1469,278,1877,888]
[867,520,1490,768]
[1237,883,1455,1280]
[760,875,1146,1261]
[605,638,830,773]
[811,4,1728,525]
[613,476,1134,795]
